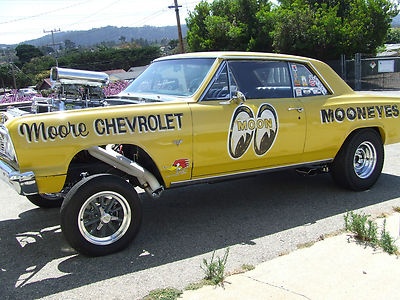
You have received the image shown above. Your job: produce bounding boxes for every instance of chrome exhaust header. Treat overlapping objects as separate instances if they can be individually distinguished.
[88,146,164,198]
[50,67,109,87]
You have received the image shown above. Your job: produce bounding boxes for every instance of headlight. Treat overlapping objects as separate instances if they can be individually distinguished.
[0,125,17,163]
[0,113,8,124]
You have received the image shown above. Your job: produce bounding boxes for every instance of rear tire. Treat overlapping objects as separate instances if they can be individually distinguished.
[60,174,142,256]
[331,129,384,191]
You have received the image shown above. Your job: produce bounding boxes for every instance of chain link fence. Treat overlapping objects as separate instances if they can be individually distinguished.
[327,54,400,91]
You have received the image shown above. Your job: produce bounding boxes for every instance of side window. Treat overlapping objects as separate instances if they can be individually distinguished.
[290,63,329,97]
[203,64,237,100]
[228,60,292,99]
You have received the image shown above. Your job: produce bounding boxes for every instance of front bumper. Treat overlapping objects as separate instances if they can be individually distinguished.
[0,159,38,195]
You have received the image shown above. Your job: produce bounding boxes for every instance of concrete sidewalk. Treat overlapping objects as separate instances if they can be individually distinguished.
[180,213,400,300]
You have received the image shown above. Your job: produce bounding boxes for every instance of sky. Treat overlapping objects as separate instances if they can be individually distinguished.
[0,0,206,45]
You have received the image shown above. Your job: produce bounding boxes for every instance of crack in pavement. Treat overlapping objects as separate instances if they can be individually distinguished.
[242,274,312,299]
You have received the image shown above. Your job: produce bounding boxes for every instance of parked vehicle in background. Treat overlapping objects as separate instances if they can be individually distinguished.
[18,87,37,96]
[1,52,400,256]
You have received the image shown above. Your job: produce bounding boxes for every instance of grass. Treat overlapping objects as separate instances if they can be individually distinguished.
[142,287,182,300]
[144,248,231,299]
[240,263,255,272]
[297,241,317,249]
[201,248,230,286]
[393,206,400,213]
[185,279,210,291]
[186,252,253,292]
[344,211,398,255]
[380,219,398,255]
[144,211,399,300]
[344,211,379,244]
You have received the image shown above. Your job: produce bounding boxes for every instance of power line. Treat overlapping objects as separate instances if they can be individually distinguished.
[0,0,93,25]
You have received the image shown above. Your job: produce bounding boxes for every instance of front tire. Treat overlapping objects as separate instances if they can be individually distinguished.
[60,174,142,256]
[331,129,384,191]
[26,193,64,208]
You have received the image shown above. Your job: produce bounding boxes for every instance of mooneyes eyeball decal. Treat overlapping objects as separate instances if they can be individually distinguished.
[254,104,278,156]
[228,103,278,159]
[228,105,254,159]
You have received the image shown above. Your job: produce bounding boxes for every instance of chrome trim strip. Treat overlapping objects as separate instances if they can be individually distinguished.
[0,159,38,195]
[170,159,332,188]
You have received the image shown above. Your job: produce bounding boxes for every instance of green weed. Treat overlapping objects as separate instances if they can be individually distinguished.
[143,287,182,300]
[379,219,398,255]
[184,279,209,291]
[393,206,400,213]
[240,264,255,272]
[344,211,378,244]
[344,211,398,255]
[201,248,230,286]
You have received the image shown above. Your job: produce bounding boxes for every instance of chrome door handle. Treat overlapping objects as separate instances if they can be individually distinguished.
[288,107,304,113]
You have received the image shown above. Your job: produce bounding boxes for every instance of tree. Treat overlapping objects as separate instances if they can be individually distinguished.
[0,64,15,89]
[0,45,161,89]
[64,39,77,51]
[22,56,56,77]
[186,0,275,52]
[15,44,44,66]
[57,46,160,71]
[273,1,345,59]
[119,36,127,44]
[186,0,397,60]
[273,0,397,59]
[345,0,396,56]
[386,27,400,43]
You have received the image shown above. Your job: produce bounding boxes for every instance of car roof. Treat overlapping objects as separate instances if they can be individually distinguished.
[154,51,318,63]
[154,51,354,95]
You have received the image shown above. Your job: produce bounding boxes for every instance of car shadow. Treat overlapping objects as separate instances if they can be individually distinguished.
[1,170,400,298]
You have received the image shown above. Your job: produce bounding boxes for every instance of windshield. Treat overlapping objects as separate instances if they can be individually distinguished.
[121,58,215,99]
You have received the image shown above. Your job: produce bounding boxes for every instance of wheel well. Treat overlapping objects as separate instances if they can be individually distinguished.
[331,126,384,191]
[65,144,164,189]
[346,127,383,144]
[118,144,164,187]
[335,127,383,162]
[376,127,386,143]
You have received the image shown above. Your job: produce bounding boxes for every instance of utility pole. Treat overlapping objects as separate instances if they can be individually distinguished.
[3,47,17,89]
[168,0,184,53]
[44,28,61,67]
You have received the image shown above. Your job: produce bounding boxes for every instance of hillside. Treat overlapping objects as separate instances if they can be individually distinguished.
[392,14,400,27]
[1,25,188,48]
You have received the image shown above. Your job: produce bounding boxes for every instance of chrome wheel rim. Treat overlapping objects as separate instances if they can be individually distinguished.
[78,191,131,245]
[353,141,377,179]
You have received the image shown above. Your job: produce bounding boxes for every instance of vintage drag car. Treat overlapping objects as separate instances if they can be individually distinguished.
[1,52,400,256]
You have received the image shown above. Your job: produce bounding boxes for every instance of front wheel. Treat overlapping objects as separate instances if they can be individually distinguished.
[60,174,142,256]
[331,129,384,191]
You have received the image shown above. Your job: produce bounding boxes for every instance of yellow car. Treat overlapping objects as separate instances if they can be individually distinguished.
[1,51,400,256]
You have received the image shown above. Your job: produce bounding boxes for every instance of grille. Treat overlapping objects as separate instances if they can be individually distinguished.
[0,133,5,155]
[0,128,17,165]
[0,126,9,157]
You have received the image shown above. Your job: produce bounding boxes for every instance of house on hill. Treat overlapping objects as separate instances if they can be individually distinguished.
[36,78,52,91]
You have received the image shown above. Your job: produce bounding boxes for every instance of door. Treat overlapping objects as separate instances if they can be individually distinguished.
[190,60,307,178]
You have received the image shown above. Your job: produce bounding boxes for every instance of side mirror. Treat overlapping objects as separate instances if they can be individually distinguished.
[220,90,246,105]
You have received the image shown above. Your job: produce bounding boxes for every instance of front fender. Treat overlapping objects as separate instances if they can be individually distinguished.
[6,102,193,193]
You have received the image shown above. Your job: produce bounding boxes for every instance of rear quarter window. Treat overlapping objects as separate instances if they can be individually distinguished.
[290,63,329,97]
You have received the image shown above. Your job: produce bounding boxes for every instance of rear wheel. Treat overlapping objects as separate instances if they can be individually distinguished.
[60,174,142,256]
[331,129,384,191]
